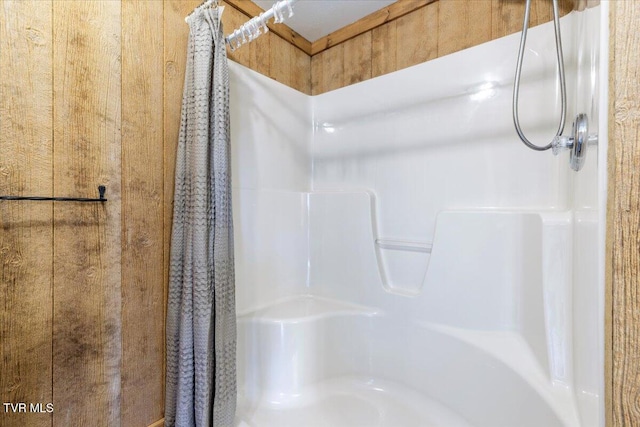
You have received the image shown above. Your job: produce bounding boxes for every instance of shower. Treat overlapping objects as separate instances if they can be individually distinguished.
[225,1,606,426]
[512,0,598,171]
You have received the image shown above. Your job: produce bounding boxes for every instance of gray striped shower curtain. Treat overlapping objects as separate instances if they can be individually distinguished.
[165,6,236,427]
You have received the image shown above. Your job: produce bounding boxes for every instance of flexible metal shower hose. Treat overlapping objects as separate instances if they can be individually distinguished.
[512,0,567,151]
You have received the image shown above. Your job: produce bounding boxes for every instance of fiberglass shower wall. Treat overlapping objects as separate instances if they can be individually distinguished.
[229,5,604,427]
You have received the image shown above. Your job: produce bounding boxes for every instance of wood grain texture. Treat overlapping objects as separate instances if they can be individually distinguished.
[312,0,575,95]
[491,0,573,40]
[148,419,165,427]
[314,1,438,93]
[311,0,436,55]
[121,1,164,426]
[396,1,438,71]
[323,43,344,93]
[248,16,271,77]
[216,0,576,96]
[291,45,311,94]
[609,1,640,426]
[344,32,372,86]
[372,20,397,78]
[0,0,310,425]
[1,1,596,426]
[311,53,323,96]
[52,1,122,426]
[0,1,53,426]
[311,43,344,95]
[311,0,572,57]
[224,4,252,68]
[491,0,526,39]
[560,0,576,16]
[270,34,293,86]
[438,0,492,57]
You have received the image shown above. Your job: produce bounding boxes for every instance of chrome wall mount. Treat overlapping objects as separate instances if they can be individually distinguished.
[551,114,598,171]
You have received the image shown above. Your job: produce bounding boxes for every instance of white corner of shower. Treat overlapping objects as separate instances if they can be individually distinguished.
[230,4,606,422]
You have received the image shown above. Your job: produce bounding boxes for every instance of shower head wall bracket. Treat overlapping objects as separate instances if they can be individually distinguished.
[551,113,598,171]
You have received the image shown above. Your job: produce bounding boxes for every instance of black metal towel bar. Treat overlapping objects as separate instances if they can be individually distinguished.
[0,185,107,202]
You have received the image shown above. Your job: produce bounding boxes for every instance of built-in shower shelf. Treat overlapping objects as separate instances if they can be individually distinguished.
[375,239,432,253]
[375,237,432,296]
[237,295,378,323]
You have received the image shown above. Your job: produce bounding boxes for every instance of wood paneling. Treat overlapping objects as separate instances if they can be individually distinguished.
[223,2,311,94]
[344,32,372,86]
[52,1,122,425]
[225,4,252,67]
[148,419,165,427]
[372,20,397,78]
[313,1,438,94]
[439,0,492,57]
[492,0,528,39]
[291,46,311,94]
[0,1,53,426]
[6,0,611,426]
[122,1,165,426]
[311,0,435,55]
[491,0,575,39]
[396,2,438,70]
[270,34,293,86]
[311,43,344,95]
[311,53,323,96]
[609,1,640,425]
[312,0,575,95]
[248,18,271,77]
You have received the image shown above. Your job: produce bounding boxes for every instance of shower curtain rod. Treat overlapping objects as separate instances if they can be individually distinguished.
[187,0,299,50]
[224,0,299,51]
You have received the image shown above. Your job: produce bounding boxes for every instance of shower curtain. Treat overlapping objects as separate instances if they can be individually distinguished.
[165,6,236,427]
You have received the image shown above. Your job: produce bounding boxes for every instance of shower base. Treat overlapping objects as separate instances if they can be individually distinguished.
[236,376,472,427]
[236,294,576,426]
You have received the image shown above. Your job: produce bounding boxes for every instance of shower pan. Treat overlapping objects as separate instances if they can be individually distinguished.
[229,4,606,427]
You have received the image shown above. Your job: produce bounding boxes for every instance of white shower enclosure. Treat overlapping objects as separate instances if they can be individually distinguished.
[230,5,606,427]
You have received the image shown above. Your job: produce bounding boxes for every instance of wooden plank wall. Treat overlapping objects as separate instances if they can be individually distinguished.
[1,0,123,425]
[8,1,640,427]
[122,1,165,426]
[311,0,574,95]
[1,1,310,426]
[222,1,311,93]
[609,1,640,426]
[51,0,122,425]
[0,1,53,426]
